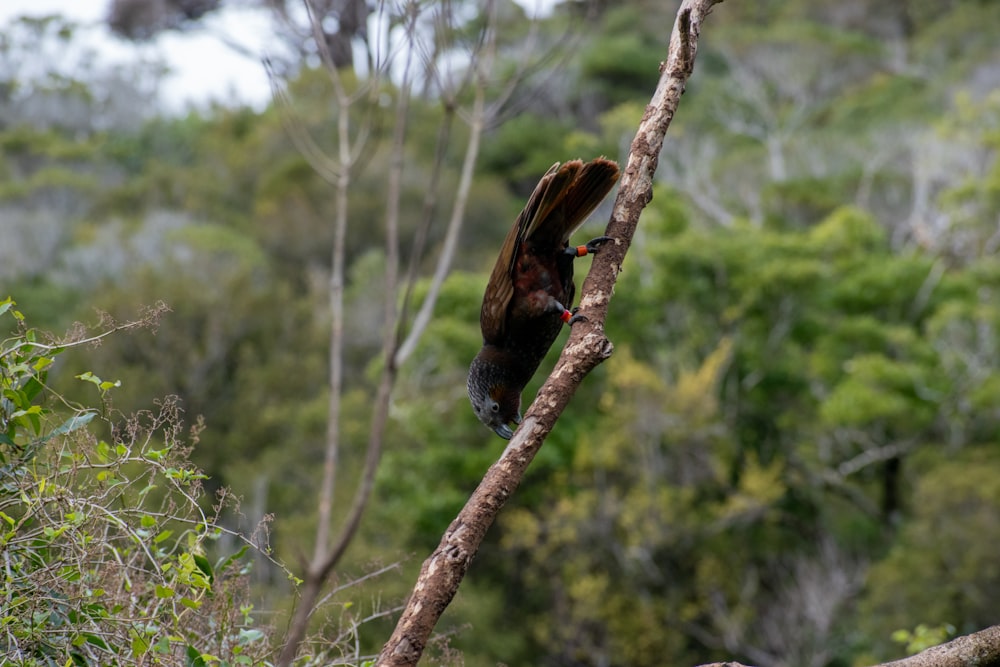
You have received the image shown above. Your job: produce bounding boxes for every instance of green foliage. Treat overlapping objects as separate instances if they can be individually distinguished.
[0,300,275,665]
[5,2,1000,665]
[392,192,1000,664]
[892,624,956,655]
[479,114,575,187]
[577,7,664,108]
[860,450,1000,652]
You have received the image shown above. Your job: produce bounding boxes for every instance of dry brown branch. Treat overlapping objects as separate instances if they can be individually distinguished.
[875,625,1000,667]
[691,624,1000,667]
[373,1,725,665]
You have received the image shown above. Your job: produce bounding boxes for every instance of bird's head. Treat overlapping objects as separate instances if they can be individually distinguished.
[468,352,523,439]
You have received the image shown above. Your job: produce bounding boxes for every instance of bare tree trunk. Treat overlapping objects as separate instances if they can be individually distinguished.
[394,73,485,366]
[374,2,726,664]
[314,85,352,569]
[395,0,516,366]
[274,0,577,661]
[273,1,384,662]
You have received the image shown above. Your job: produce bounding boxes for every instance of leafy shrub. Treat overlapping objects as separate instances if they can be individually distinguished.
[0,297,275,666]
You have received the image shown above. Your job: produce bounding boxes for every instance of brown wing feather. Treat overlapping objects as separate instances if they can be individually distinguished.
[480,162,563,344]
[521,160,582,241]
[479,215,520,344]
[523,157,620,249]
[559,158,620,239]
[479,158,620,345]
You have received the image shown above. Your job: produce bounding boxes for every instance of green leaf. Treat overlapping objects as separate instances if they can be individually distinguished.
[27,410,41,435]
[45,412,97,441]
[22,376,46,401]
[237,628,264,644]
[31,356,54,373]
[44,525,69,540]
[75,371,101,386]
[155,585,174,598]
[16,405,43,416]
[215,544,249,574]
[193,553,214,583]
[185,645,207,667]
[74,371,121,393]
[146,448,167,462]
[131,631,150,656]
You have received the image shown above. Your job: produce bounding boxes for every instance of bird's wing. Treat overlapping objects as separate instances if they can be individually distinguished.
[480,161,575,344]
[521,160,582,242]
[519,157,620,249]
[479,158,619,344]
[555,158,620,240]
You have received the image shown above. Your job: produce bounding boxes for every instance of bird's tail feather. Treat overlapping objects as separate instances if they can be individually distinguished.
[523,158,619,245]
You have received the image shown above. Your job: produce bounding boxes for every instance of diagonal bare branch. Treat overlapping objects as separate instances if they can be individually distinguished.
[373,2,726,665]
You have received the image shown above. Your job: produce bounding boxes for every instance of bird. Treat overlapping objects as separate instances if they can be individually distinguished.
[467,157,620,439]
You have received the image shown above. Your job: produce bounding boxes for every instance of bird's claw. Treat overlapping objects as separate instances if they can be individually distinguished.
[567,307,588,326]
[564,235,614,257]
[585,235,613,254]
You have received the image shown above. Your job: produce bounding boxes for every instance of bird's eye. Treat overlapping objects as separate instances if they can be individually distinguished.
[491,402,500,412]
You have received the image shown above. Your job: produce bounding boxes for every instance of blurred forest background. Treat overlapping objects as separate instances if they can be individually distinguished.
[3,0,1000,665]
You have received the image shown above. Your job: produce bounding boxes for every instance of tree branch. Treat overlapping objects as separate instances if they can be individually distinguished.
[875,625,1000,667]
[692,624,1000,667]
[393,0,496,367]
[373,2,725,665]
[274,0,391,662]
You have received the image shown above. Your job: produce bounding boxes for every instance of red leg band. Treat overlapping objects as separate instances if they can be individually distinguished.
[560,309,573,323]
[576,245,588,257]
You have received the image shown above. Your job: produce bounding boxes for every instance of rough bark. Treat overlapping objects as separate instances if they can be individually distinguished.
[694,624,1000,667]
[875,625,1000,667]
[373,1,725,665]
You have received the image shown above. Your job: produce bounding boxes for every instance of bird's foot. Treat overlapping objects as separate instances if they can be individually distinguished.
[561,306,589,326]
[566,235,614,257]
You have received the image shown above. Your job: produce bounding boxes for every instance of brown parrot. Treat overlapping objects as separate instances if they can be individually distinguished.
[467,158,620,438]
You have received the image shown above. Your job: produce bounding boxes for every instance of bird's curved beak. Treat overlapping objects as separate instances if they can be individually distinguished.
[494,423,515,440]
